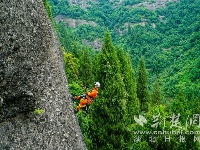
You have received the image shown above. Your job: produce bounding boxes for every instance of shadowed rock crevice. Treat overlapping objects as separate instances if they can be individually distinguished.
[0,0,86,149]
[0,94,35,122]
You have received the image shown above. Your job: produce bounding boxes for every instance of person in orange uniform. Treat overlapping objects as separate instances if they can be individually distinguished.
[74,82,100,113]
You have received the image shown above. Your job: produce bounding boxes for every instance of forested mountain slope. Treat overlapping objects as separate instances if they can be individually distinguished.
[49,0,200,99]
[45,0,200,149]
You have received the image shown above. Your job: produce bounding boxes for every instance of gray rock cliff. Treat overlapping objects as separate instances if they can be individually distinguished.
[0,0,86,149]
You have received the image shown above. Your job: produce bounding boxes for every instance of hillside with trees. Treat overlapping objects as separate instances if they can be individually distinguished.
[46,0,200,149]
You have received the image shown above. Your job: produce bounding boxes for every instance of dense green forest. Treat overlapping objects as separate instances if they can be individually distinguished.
[44,0,200,149]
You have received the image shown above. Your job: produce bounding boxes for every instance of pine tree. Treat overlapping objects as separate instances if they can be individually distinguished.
[117,48,140,116]
[89,31,131,149]
[79,49,94,88]
[152,79,162,105]
[92,52,101,82]
[136,56,150,112]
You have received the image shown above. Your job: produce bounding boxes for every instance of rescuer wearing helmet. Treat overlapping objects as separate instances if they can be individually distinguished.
[74,82,100,113]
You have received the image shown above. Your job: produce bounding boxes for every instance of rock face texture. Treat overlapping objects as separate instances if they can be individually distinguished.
[0,0,86,149]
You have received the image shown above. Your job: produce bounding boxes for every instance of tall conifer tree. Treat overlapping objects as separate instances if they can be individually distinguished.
[152,79,162,105]
[136,56,149,112]
[89,31,131,149]
[117,48,140,116]
[79,49,94,87]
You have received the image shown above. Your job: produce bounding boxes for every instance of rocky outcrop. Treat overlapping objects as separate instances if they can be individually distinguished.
[82,39,102,50]
[68,0,97,9]
[68,0,179,10]
[55,15,97,28]
[132,0,179,11]
[0,0,86,149]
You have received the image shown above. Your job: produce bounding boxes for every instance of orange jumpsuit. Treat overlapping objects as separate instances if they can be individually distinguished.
[77,87,98,111]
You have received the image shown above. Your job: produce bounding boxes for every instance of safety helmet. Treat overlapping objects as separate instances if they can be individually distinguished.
[95,82,100,88]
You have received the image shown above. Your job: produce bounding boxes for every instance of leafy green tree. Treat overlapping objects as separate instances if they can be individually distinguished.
[137,56,150,112]
[56,22,74,51]
[191,96,200,114]
[43,0,53,22]
[63,50,79,83]
[76,111,92,148]
[171,92,190,122]
[89,31,131,149]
